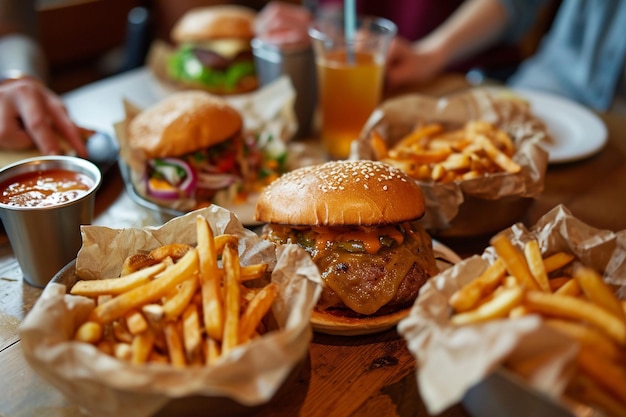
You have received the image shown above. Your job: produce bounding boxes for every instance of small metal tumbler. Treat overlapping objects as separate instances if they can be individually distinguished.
[252,38,318,138]
[0,156,102,287]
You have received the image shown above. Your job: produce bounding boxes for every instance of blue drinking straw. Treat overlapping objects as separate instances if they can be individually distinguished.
[344,0,356,64]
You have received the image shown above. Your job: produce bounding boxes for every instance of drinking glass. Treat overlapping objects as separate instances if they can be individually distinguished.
[309,14,396,159]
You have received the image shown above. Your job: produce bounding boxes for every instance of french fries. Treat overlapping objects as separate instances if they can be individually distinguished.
[74,321,103,343]
[490,234,539,291]
[573,264,626,322]
[70,215,277,367]
[448,258,506,312]
[70,262,166,297]
[524,291,626,345]
[524,240,550,292]
[450,286,524,325]
[89,249,200,324]
[370,120,521,183]
[196,215,224,341]
[221,243,241,354]
[448,233,626,417]
[239,283,279,343]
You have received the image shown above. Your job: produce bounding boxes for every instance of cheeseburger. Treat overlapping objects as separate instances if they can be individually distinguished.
[255,160,439,333]
[167,5,258,95]
[124,90,285,210]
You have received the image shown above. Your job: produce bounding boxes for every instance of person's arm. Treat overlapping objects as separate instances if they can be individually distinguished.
[420,0,509,68]
[386,0,510,89]
[0,0,86,156]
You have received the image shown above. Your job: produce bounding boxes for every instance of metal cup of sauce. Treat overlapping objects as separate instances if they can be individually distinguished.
[0,156,102,287]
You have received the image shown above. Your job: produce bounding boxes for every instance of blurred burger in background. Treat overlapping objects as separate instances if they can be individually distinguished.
[167,5,258,95]
[122,90,286,211]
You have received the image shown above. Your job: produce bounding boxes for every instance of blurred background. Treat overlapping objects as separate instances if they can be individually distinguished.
[37,0,558,94]
[37,0,299,93]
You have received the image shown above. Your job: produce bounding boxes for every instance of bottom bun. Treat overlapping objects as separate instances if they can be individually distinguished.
[310,307,412,336]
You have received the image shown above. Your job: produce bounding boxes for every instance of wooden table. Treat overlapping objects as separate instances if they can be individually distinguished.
[1,68,625,417]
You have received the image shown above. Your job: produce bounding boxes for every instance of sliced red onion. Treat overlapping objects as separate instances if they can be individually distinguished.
[146,157,197,199]
[146,178,181,200]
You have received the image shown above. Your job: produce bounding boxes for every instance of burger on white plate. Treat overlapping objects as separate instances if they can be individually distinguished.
[167,5,258,95]
[123,90,286,214]
[254,160,439,335]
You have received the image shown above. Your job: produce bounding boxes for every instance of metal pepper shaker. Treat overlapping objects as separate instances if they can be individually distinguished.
[252,38,318,139]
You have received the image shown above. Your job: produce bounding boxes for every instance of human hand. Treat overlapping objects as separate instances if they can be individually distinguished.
[254,1,313,47]
[0,77,87,157]
[385,37,446,90]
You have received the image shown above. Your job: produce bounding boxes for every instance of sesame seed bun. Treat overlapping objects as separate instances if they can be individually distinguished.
[254,160,426,227]
[255,160,436,336]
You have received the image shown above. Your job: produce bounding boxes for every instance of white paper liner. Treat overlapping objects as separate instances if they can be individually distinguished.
[398,204,626,415]
[19,205,323,417]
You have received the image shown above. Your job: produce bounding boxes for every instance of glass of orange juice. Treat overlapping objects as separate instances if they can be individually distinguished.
[309,14,396,159]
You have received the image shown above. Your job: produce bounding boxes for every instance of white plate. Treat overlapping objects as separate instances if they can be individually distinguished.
[513,88,607,164]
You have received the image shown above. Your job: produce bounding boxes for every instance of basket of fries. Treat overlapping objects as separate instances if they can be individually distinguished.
[398,204,626,417]
[19,206,323,417]
[353,87,550,237]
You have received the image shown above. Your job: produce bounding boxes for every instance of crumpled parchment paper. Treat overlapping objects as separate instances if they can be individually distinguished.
[353,87,550,236]
[19,205,323,417]
[398,204,626,415]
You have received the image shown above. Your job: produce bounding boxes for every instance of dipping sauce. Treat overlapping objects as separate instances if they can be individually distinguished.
[0,169,95,208]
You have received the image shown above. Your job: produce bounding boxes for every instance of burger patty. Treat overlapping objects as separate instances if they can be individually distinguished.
[264,221,439,317]
[317,254,434,319]
[192,48,254,70]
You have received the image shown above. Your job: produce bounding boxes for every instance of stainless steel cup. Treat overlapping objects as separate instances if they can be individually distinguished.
[252,38,318,138]
[0,156,102,287]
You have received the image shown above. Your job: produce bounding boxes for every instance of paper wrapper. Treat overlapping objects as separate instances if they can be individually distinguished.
[19,205,323,417]
[397,204,626,415]
[353,87,550,236]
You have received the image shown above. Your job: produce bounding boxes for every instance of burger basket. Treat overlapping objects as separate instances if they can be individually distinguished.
[19,206,323,417]
[398,204,626,417]
[114,75,298,226]
[353,87,550,237]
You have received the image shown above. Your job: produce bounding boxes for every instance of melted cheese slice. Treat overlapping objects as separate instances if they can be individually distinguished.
[313,225,404,254]
[191,39,250,59]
